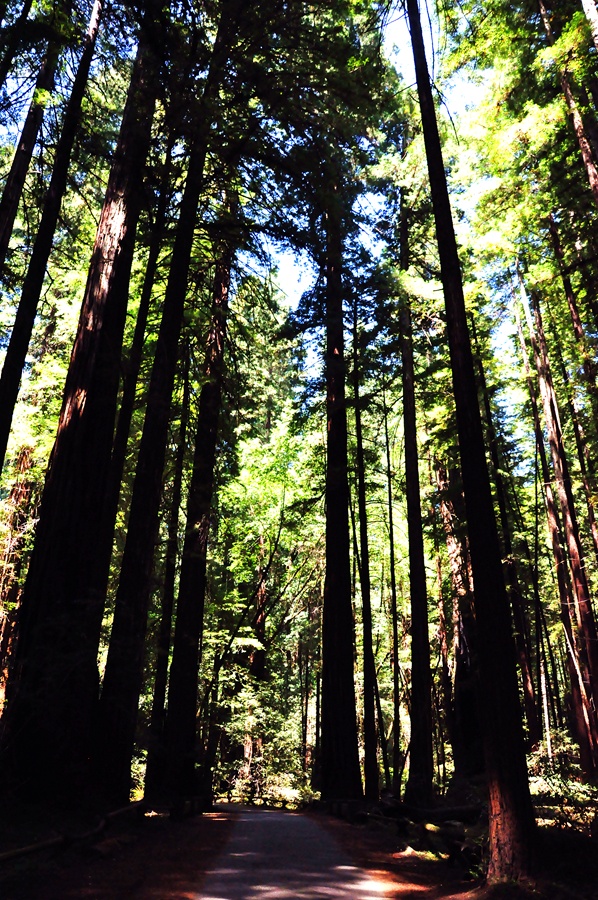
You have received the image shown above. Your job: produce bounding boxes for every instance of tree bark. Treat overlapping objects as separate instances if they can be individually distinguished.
[93,129,176,611]
[0,22,160,802]
[351,302,379,803]
[94,3,241,804]
[0,0,104,470]
[94,135,210,804]
[164,232,235,801]
[400,297,434,808]
[472,322,541,747]
[406,0,535,879]
[0,37,61,271]
[383,388,402,796]
[523,287,598,708]
[434,461,484,781]
[538,0,598,209]
[546,213,598,428]
[320,173,362,803]
[547,317,598,565]
[0,446,34,711]
[144,345,190,802]
[515,302,598,776]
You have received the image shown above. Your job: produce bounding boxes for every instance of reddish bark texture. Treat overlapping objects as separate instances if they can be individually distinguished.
[406,0,535,880]
[0,25,159,802]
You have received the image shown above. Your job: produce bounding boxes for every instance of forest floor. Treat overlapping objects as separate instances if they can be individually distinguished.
[0,800,597,899]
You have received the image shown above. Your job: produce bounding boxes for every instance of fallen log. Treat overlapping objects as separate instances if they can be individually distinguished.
[380,800,484,825]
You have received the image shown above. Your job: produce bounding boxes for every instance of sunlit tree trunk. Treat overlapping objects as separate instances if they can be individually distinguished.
[95,5,239,803]
[538,0,598,208]
[93,130,176,608]
[433,543,454,760]
[543,307,598,565]
[407,0,535,879]
[472,322,541,747]
[515,304,598,776]
[164,236,235,801]
[0,37,61,270]
[299,636,310,772]
[0,23,159,802]
[0,0,104,470]
[400,296,434,807]
[383,388,402,796]
[0,447,33,711]
[250,535,269,682]
[547,213,598,437]
[523,288,598,708]
[351,301,379,803]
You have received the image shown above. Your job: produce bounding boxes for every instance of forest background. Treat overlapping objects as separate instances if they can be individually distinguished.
[0,0,598,886]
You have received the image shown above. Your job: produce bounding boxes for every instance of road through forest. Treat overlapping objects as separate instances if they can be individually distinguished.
[199,807,395,899]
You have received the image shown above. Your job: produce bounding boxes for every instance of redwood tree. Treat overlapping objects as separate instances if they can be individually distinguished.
[0,10,161,801]
[406,0,536,880]
[319,168,363,803]
[400,294,434,808]
[94,1,243,803]
[164,215,236,801]
[0,0,104,470]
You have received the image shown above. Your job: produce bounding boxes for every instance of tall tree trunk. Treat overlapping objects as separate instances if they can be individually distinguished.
[144,345,190,802]
[374,662,392,791]
[538,0,598,208]
[164,233,235,801]
[299,637,310,773]
[523,287,598,708]
[472,322,541,747]
[250,535,268,681]
[0,0,104,470]
[0,35,61,270]
[546,214,598,431]
[406,0,535,879]
[94,134,209,804]
[434,542,454,763]
[400,297,434,807]
[312,667,321,791]
[514,303,598,776]
[548,320,598,565]
[320,174,362,803]
[351,303,379,803]
[435,461,484,781]
[0,22,160,802]
[0,0,34,95]
[94,129,176,609]
[383,388,402,796]
[94,4,241,803]
[0,446,34,710]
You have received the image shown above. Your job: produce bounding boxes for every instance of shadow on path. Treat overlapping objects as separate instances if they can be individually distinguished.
[199,807,394,899]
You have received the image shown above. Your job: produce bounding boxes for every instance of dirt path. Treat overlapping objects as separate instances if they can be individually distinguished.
[200,807,396,899]
[2,802,595,898]
[0,802,477,899]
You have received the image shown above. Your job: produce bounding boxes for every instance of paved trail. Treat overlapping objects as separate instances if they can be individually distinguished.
[199,808,395,899]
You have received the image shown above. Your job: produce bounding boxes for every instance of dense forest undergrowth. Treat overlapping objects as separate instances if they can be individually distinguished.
[1,0,598,892]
